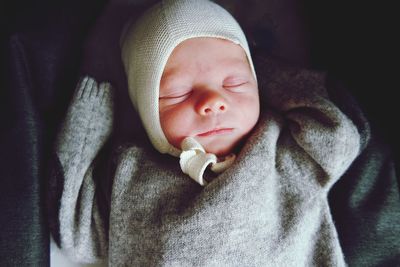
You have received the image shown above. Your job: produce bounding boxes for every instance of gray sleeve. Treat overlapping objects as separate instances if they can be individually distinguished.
[262,68,361,189]
[284,95,361,185]
[53,76,113,263]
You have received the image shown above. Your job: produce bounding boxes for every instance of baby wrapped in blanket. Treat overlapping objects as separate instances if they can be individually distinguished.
[51,0,362,266]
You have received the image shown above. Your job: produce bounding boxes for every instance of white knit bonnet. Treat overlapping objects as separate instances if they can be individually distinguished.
[120,0,257,157]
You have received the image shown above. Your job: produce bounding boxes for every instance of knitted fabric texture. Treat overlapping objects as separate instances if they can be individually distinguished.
[51,69,363,265]
[120,0,257,157]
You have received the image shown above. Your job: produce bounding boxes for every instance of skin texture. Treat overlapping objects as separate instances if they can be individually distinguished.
[159,37,260,157]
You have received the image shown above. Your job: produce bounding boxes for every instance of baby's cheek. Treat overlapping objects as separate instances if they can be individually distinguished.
[160,109,192,147]
[236,94,260,131]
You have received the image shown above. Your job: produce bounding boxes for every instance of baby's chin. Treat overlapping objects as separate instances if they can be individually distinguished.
[201,140,240,158]
[172,135,244,157]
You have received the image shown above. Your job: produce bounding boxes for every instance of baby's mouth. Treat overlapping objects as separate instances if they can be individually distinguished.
[197,128,234,137]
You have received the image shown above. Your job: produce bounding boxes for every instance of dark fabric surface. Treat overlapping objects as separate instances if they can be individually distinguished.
[330,136,400,266]
[0,36,48,266]
[0,1,106,265]
[326,77,400,266]
[1,0,398,265]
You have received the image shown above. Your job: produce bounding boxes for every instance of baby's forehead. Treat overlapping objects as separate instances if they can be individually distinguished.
[168,37,243,54]
[162,37,250,70]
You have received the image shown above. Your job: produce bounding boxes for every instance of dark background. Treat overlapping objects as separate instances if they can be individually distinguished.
[1,0,397,265]
[1,1,107,265]
[303,0,398,165]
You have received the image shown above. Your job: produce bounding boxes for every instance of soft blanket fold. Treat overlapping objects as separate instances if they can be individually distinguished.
[49,58,366,266]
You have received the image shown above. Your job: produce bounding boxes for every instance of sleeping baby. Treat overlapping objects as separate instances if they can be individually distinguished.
[50,0,361,266]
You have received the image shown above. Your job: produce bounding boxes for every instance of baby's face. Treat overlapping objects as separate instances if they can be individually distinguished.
[159,37,260,156]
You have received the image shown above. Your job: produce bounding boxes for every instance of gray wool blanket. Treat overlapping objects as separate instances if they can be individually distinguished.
[50,57,366,266]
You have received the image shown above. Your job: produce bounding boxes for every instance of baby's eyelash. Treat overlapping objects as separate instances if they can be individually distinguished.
[223,81,248,89]
[223,75,249,87]
[160,91,192,99]
[224,81,247,87]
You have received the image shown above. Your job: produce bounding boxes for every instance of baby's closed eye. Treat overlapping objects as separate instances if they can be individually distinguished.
[223,76,249,92]
[159,89,192,105]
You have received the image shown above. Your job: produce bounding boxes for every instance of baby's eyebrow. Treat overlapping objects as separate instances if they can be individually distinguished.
[161,66,180,82]
[160,66,194,90]
[224,58,251,69]
[160,76,191,97]
[160,76,185,91]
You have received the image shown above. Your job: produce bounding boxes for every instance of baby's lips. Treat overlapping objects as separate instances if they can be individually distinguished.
[197,128,234,137]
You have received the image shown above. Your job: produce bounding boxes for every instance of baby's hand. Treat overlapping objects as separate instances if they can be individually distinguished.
[56,76,114,176]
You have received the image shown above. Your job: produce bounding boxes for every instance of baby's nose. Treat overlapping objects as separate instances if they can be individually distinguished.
[196,91,228,116]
